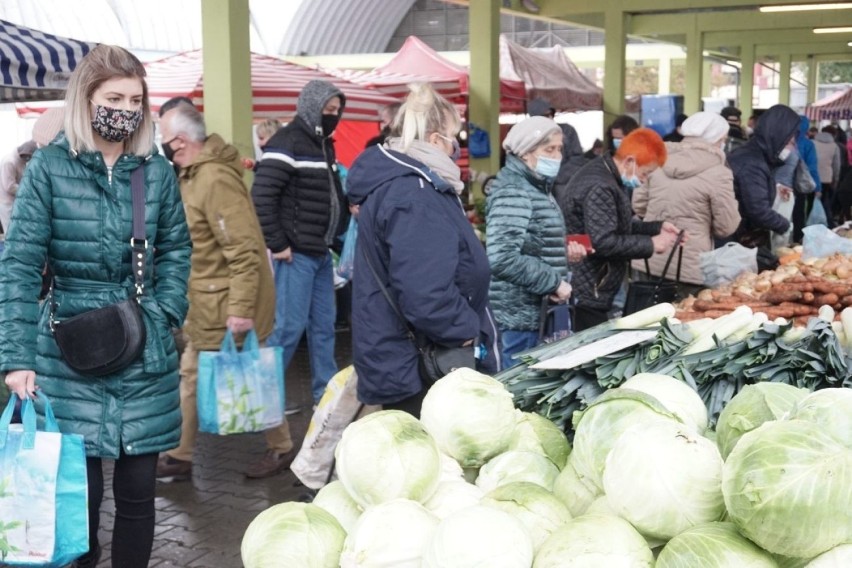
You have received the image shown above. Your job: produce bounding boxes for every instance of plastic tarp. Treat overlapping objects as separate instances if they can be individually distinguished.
[499,35,602,112]
[806,88,852,122]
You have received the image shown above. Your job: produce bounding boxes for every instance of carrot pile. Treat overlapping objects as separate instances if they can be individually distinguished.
[675,251,852,325]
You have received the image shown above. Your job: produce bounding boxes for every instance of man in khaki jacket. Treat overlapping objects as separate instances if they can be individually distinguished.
[155,102,293,480]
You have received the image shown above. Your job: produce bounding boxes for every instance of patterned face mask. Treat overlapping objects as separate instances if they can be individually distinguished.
[91,104,143,143]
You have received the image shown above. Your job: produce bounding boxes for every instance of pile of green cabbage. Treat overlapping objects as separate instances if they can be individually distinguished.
[240,369,852,567]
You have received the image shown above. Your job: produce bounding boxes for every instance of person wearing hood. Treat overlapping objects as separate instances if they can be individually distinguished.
[563,128,681,331]
[251,79,347,414]
[789,115,823,240]
[346,83,498,417]
[0,139,36,234]
[632,112,740,295]
[487,116,583,367]
[814,125,841,223]
[155,103,281,481]
[728,104,801,249]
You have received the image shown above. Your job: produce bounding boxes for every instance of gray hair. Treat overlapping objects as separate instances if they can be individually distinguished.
[167,104,206,142]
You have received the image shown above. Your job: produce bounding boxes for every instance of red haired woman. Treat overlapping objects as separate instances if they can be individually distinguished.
[561,128,683,330]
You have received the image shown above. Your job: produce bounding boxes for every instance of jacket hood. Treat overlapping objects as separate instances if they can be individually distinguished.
[180,133,243,179]
[798,115,811,140]
[296,80,346,134]
[346,144,453,205]
[815,131,836,144]
[750,104,800,163]
[501,154,551,193]
[662,138,726,179]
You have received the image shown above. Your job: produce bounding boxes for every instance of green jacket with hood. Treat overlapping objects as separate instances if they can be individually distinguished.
[0,134,191,458]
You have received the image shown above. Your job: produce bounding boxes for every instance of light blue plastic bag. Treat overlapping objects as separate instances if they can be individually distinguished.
[197,330,285,435]
[337,217,358,282]
[0,392,88,567]
[805,198,828,227]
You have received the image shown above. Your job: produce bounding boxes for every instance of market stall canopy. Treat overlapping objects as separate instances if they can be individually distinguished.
[143,50,399,122]
[806,88,852,122]
[499,35,602,113]
[336,35,526,114]
[0,19,96,103]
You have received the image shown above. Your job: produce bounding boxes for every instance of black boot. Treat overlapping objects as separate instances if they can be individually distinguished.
[69,545,101,568]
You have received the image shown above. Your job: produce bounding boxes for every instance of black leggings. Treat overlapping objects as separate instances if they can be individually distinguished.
[83,452,158,568]
[383,388,427,419]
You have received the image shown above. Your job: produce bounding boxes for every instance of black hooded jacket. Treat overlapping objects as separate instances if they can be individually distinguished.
[727,104,800,238]
[251,80,349,256]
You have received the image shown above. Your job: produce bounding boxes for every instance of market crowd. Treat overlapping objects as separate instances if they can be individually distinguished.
[0,43,848,568]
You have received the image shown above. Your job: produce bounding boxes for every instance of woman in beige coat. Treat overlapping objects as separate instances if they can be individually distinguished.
[632,112,741,295]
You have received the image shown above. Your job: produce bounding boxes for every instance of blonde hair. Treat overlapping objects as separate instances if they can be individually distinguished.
[256,118,282,142]
[64,45,154,157]
[393,83,461,151]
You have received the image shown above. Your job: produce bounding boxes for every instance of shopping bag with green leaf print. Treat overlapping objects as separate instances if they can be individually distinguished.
[197,330,285,435]
[0,392,88,567]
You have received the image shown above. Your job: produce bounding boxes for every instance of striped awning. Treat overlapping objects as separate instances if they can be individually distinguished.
[142,50,397,122]
[805,88,852,122]
[0,19,96,103]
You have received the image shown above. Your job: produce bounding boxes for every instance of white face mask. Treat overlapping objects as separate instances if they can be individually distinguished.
[779,147,792,161]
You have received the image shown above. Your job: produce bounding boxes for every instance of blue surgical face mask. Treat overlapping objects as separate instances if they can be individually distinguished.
[612,138,622,150]
[535,155,561,179]
[621,162,641,190]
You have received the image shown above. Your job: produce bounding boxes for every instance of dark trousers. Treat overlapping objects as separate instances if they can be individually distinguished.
[83,452,159,568]
[573,304,610,332]
[792,192,811,244]
[383,388,427,419]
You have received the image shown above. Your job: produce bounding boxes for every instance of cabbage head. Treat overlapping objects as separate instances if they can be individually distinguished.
[716,382,809,459]
[621,372,708,433]
[339,499,439,568]
[422,505,534,568]
[789,388,852,448]
[312,480,362,533]
[571,389,679,491]
[603,420,725,541]
[420,368,517,468]
[552,456,600,517]
[480,482,571,552]
[723,420,852,558]
[241,502,345,568]
[805,544,852,567]
[422,480,484,520]
[533,513,654,568]
[506,410,571,469]
[656,522,777,568]
[335,410,440,508]
[475,450,560,493]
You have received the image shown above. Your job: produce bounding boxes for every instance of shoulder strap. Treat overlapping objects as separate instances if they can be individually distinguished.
[130,165,147,300]
[360,246,421,349]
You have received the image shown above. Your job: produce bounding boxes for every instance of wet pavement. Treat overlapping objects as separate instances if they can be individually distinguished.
[98,331,351,568]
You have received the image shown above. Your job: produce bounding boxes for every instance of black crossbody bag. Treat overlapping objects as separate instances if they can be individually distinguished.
[361,248,475,386]
[624,230,685,316]
[49,166,148,377]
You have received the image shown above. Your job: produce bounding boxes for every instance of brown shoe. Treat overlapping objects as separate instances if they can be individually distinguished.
[156,454,192,482]
[244,449,296,479]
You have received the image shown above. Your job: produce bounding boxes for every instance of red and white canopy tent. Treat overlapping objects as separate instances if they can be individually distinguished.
[333,35,527,114]
[806,88,852,122]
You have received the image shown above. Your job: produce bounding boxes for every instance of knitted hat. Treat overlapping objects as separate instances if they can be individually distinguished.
[680,112,730,144]
[32,107,65,147]
[502,116,561,156]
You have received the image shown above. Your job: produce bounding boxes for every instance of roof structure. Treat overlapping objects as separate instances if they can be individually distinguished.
[806,87,852,121]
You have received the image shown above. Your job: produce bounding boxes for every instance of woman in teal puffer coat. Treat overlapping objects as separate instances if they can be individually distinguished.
[487,116,584,369]
[1,46,191,568]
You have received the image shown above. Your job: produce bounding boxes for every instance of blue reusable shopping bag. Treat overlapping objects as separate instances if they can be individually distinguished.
[0,392,88,567]
[197,330,285,435]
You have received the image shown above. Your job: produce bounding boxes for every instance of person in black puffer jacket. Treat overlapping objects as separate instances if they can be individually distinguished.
[563,128,681,331]
[251,80,349,405]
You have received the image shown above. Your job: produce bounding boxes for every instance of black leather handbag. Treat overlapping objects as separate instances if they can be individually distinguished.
[50,166,148,377]
[624,230,684,316]
[362,248,475,386]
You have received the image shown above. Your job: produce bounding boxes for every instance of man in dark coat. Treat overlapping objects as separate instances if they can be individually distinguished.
[727,104,800,249]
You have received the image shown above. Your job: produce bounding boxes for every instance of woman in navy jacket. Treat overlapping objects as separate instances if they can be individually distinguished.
[346,83,498,417]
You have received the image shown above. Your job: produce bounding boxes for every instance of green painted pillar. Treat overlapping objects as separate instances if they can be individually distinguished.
[702,59,713,99]
[603,8,627,122]
[468,0,501,200]
[684,26,703,114]
[740,44,755,122]
[807,56,819,105]
[201,0,253,163]
[779,54,792,106]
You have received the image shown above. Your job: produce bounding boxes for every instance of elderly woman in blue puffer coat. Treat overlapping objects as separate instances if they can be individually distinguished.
[0,45,190,568]
[487,116,585,369]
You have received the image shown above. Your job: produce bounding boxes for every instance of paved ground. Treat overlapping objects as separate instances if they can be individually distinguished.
[95,331,351,568]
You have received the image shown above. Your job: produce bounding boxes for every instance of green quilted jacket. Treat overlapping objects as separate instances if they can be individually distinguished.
[0,134,191,459]
[486,155,568,331]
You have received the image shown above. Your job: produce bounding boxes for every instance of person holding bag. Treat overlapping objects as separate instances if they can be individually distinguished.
[346,83,499,418]
[0,45,191,568]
